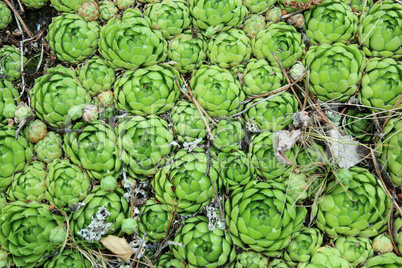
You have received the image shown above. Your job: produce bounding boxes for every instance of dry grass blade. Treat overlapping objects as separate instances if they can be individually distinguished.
[3,0,33,37]
[383,93,402,128]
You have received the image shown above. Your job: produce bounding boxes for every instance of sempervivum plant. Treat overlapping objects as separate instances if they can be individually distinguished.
[114,65,182,115]
[24,119,47,143]
[377,118,402,186]
[78,57,116,96]
[0,45,27,82]
[334,236,374,266]
[242,59,284,96]
[303,43,366,102]
[244,0,275,13]
[207,29,252,68]
[245,92,298,131]
[211,119,245,153]
[242,15,266,38]
[46,159,91,208]
[359,58,402,112]
[0,80,19,123]
[20,0,49,9]
[78,1,99,21]
[152,148,221,213]
[46,14,100,63]
[304,0,358,44]
[251,22,305,68]
[44,248,91,268]
[156,252,188,268]
[315,167,390,237]
[218,151,256,191]
[70,186,129,240]
[344,110,374,142]
[234,251,269,268]
[167,30,208,73]
[170,100,209,144]
[0,2,12,30]
[117,115,174,177]
[364,253,402,267]
[189,0,247,34]
[50,0,92,12]
[298,246,350,268]
[358,0,402,58]
[34,132,63,164]
[249,131,297,180]
[137,199,171,242]
[0,201,66,268]
[284,228,323,266]
[372,234,394,254]
[99,11,167,69]
[190,65,245,117]
[225,181,307,256]
[63,121,122,180]
[0,125,33,192]
[171,215,236,267]
[30,66,91,127]
[99,0,118,21]
[7,161,47,202]
[144,0,191,39]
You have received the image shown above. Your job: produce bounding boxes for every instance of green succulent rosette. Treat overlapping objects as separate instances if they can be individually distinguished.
[99,14,167,69]
[145,0,191,39]
[0,2,12,30]
[297,143,326,175]
[244,0,274,13]
[394,218,402,255]
[115,65,181,115]
[249,131,297,180]
[30,66,91,127]
[266,6,282,23]
[115,0,135,8]
[245,92,298,132]
[225,181,307,256]
[334,236,374,266]
[0,248,10,268]
[251,22,305,68]
[372,234,393,253]
[0,126,33,192]
[315,167,390,237]
[358,0,402,58]
[190,65,245,117]
[34,131,63,164]
[170,100,209,144]
[0,80,19,123]
[242,15,266,38]
[298,246,350,268]
[0,45,27,82]
[268,259,289,267]
[364,252,402,268]
[152,148,221,213]
[284,228,323,266]
[304,0,358,45]
[71,186,129,239]
[78,1,99,21]
[303,43,366,102]
[21,0,49,8]
[207,29,252,69]
[117,115,174,177]
[167,31,207,73]
[0,201,66,268]
[78,57,116,96]
[189,0,247,34]
[50,0,92,12]
[44,248,91,268]
[344,110,374,141]
[218,151,256,191]
[171,215,236,268]
[64,121,121,180]
[212,119,245,153]
[234,250,269,268]
[157,252,188,268]
[359,58,402,112]
[46,159,91,208]
[137,199,171,242]
[349,0,373,13]
[284,172,315,203]
[377,118,402,186]
[46,14,100,63]
[99,0,118,21]
[7,161,47,202]
[243,59,284,96]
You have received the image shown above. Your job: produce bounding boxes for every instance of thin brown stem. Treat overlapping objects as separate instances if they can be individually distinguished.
[3,0,32,37]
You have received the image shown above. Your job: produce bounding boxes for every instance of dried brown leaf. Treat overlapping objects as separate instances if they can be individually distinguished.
[100,235,134,262]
